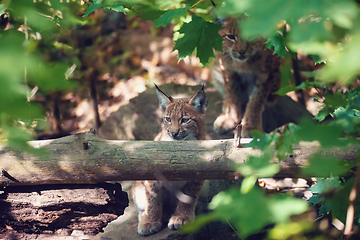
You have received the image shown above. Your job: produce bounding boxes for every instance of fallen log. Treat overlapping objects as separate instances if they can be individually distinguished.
[0,182,128,236]
[0,131,358,186]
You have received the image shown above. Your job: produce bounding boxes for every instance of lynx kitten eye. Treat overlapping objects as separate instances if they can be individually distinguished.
[225,34,237,41]
[164,117,172,123]
[180,117,190,124]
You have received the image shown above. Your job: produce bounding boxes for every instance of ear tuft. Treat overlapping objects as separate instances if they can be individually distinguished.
[215,17,227,27]
[155,84,173,111]
[189,85,207,114]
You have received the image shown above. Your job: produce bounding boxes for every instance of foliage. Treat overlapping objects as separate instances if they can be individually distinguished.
[0,0,80,150]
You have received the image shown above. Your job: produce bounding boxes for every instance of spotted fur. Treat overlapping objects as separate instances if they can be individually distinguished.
[131,85,207,236]
[213,18,283,137]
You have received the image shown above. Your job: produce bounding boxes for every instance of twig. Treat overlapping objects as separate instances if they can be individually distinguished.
[233,124,242,148]
[225,218,243,240]
[344,155,360,238]
[2,169,20,183]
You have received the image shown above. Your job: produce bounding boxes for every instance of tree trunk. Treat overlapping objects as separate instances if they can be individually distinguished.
[1,131,358,186]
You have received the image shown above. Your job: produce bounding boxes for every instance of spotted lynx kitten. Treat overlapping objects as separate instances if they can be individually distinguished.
[131,85,207,236]
[213,18,283,137]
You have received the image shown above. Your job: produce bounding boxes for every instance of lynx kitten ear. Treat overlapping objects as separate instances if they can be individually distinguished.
[155,84,173,111]
[189,85,207,114]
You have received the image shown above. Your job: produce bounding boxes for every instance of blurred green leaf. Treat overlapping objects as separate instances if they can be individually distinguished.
[289,19,332,44]
[237,150,279,178]
[268,221,313,240]
[180,213,217,234]
[210,187,272,238]
[276,82,307,96]
[302,154,350,178]
[319,33,360,84]
[297,118,352,148]
[329,178,360,223]
[83,3,102,17]
[314,108,331,122]
[276,80,323,96]
[247,130,271,150]
[324,0,358,29]
[332,107,357,134]
[240,175,258,194]
[1,125,35,152]
[324,92,347,110]
[268,195,309,223]
[271,125,300,160]
[27,61,77,92]
[205,186,308,238]
[105,2,126,13]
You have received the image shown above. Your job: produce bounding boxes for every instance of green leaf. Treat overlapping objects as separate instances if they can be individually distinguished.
[329,178,359,223]
[180,213,217,234]
[324,92,347,110]
[1,125,35,152]
[314,108,331,122]
[24,57,77,93]
[237,150,279,178]
[83,3,102,17]
[297,118,352,148]
[276,82,306,96]
[309,178,341,194]
[173,15,223,65]
[268,195,309,223]
[266,31,287,57]
[302,154,350,178]
[332,107,357,133]
[276,80,323,96]
[324,1,358,29]
[268,221,313,240]
[319,34,360,84]
[247,130,271,150]
[210,187,272,238]
[240,175,258,194]
[289,19,333,44]
[153,5,189,27]
[207,187,309,238]
[271,125,300,160]
[105,3,125,14]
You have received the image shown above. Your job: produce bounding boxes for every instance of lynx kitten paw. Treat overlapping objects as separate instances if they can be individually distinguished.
[241,120,260,138]
[214,114,238,134]
[137,220,162,236]
[168,215,192,230]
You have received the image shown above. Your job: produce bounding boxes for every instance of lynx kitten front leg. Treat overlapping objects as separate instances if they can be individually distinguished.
[241,72,272,137]
[168,180,204,230]
[214,104,240,134]
[131,181,163,236]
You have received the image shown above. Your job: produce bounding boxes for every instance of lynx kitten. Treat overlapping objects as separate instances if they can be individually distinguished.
[213,18,282,137]
[131,85,207,236]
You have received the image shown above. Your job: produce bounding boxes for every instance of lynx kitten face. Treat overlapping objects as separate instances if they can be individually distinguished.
[155,84,207,141]
[131,85,207,236]
[221,23,266,64]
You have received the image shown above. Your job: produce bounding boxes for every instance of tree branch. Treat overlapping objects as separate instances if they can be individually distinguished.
[0,131,358,186]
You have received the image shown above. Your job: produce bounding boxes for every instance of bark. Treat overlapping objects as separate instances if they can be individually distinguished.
[0,131,358,186]
[0,182,128,236]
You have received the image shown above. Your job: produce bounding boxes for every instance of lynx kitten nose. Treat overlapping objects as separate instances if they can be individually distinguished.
[238,50,247,59]
[169,130,179,138]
